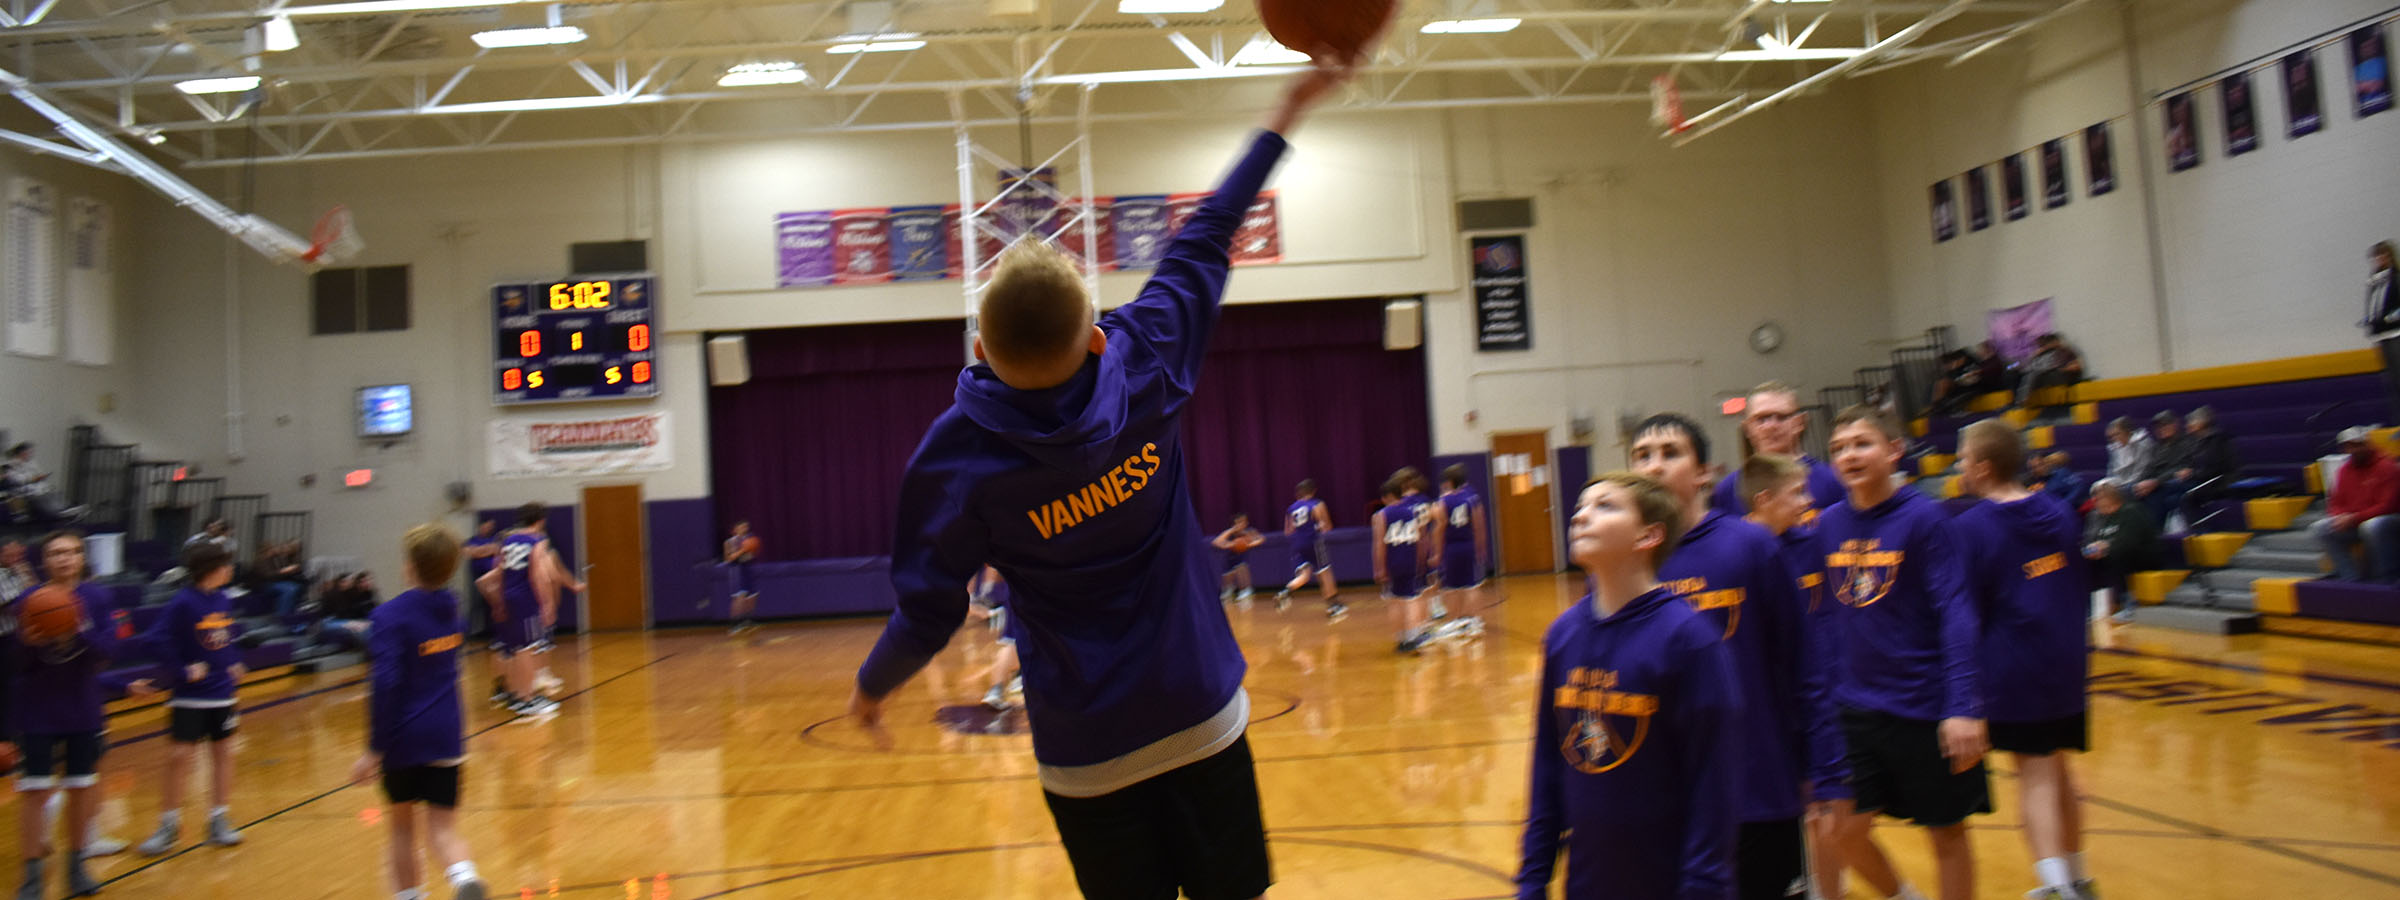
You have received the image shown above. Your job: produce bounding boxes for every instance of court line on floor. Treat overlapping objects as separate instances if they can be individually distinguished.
[2096,645,2400,695]
[2076,791,2400,887]
[95,648,682,890]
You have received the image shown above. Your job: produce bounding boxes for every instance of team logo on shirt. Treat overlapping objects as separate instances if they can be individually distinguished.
[196,612,235,651]
[1555,667,1658,774]
[1661,577,1744,640]
[1828,539,1903,608]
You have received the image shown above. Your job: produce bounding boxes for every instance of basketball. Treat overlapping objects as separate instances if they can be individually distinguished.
[1235,536,1264,553]
[1257,0,1397,61]
[0,742,18,773]
[742,536,763,556]
[18,584,80,644]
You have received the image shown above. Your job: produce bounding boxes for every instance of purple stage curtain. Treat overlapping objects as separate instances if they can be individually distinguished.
[706,298,1428,560]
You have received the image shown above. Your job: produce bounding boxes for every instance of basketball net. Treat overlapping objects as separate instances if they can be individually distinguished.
[301,205,365,265]
[1650,74,1688,135]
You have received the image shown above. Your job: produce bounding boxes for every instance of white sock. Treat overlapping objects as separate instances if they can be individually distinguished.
[1890,885,1930,900]
[446,861,479,885]
[2036,857,2073,889]
[159,809,181,829]
[2066,851,2088,881]
[208,806,229,820]
[395,890,427,900]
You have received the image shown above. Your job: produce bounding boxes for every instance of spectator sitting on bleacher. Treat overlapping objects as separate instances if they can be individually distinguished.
[2136,410,2193,525]
[2014,332,2087,407]
[3,442,83,525]
[0,540,31,601]
[1930,347,1994,415]
[2312,426,2400,583]
[2028,452,2090,508]
[248,541,308,622]
[2171,407,2243,530]
[183,519,236,559]
[2084,479,2159,624]
[2105,417,2154,485]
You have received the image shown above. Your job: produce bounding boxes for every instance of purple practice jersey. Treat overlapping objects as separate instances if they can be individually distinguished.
[1657,510,1847,820]
[1818,486,1983,722]
[1953,493,2090,723]
[857,130,1289,776]
[1517,587,1739,900]
[497,531,543,616]
[368,587,466,769]
[1380,492,1434,595]
[5,583,120,736]
[1285,498,1324,545]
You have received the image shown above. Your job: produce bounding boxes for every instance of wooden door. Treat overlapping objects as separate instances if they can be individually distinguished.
[1489,431,1558,574]
[580,483,648,630]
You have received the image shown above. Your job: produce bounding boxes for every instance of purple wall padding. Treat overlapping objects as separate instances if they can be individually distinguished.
[2293,580,2400,626]
[646,497,718,625]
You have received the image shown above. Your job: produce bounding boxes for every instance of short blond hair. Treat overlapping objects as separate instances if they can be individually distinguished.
[404,523,461,586]
[1737,454,1808,511]
[979,240,1092,369]
[1586,471,1687,571]
[1959,419,2025,480]
[1832,404,1904,442]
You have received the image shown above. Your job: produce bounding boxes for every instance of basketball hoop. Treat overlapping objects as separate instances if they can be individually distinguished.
[1650,74,1688,135]
[301,205,364,266]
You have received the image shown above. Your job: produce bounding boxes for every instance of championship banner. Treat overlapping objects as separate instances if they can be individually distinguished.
[1111,195,1172,270]
[1987,298,2055,363]
[887,206,949,282]
[65,196,110,366]
[1232,194,1282,266]
[489,412,673,480]
[1472,235,1533,352]
[831,209,893,286]
[5,177,59,359]
[774,212,835,288]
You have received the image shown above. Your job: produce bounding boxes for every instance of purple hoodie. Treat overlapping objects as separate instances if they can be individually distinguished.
[5,583,119,736]
[858,131,1288,770]
[1953,492,2091,723]
[1817,486,1984,721]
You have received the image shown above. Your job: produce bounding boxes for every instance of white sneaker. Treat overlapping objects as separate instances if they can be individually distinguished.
[534,671,563,693]
[81,835,128,858]
[982,685,1011,711]
[1429,598,1449,619]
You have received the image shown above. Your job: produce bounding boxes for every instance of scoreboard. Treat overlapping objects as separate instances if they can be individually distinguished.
[492,275,658,405]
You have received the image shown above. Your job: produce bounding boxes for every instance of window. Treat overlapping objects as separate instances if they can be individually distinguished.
[311,265,410,335]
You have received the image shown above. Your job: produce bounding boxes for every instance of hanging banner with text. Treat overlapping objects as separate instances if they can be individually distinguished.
[5,177,59,359]
[1472,235,1532,352]
[488,412,673,480]
[772,188,1278,289]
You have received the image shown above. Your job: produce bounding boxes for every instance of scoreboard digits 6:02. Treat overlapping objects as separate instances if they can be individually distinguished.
[492,275,659,405]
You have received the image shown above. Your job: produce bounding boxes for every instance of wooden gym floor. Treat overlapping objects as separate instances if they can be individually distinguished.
[38,575,2400,898]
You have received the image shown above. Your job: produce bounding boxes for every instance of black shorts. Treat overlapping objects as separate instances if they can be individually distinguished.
[16,732,104,790]
[1042,735,1271,900]
[1838,707,1992,827]
[1736,819,1807,900]
[381,764,462,808]
[169,706,240,743]
[1990,712,2088,756]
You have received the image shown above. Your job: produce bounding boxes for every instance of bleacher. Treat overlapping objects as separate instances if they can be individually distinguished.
[1900,348,2400,642]
[48,424,356,701]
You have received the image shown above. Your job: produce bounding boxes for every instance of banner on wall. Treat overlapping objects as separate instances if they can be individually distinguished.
[2283,49,2324,138]
[775,212,835,288]
[64,197,110,366]
[772,188,1280,286]
[1987,299,2055,364]
[1471,235,1532,352]
[2164,91,2201,172]
[4,177,58,359]
[2000,153,2029,221]
[2040,138,2072,210]
[488,412,673,480]
[2085,122,2117,196]
[1930,180,1957,243]
[1965,166,1991,232]
[2352,23,2391,117]
[2222,71,2260,156]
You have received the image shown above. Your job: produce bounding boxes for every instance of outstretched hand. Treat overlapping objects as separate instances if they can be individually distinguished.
[1265,53,1364,136]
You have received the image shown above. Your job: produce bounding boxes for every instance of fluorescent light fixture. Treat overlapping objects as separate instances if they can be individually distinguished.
[1421,17,1520,34]
[1117,0,1222,11]
[176,75,261,95]
[1231,36,1309,65]
[826,37,925,53]
[262,15,299,52]
[471,25,586,48]
[1717,47,1864,61]
[283,0,533,18]
[429,95,634,114]
[719,61,808,87]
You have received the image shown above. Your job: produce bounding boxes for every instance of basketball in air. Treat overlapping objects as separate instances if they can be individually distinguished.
[1257,0,1398,61]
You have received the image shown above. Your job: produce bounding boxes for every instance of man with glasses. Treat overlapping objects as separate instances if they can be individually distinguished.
[1713,382,1848,517]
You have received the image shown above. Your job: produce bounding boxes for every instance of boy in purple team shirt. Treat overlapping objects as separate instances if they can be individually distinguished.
[1430,463,1490,632]
[1379,468,1441,652]
[847,59,1358,900]
[1736,453,1847,900]
[1817,406,1990,900]
[1517,472,1739,900]
[353,523,487,900]
[1953,421,2099,900]
[133,541,249,856]
[1630,415,1845,900]
[1276,479,1343,619]
[9,531,118,899]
